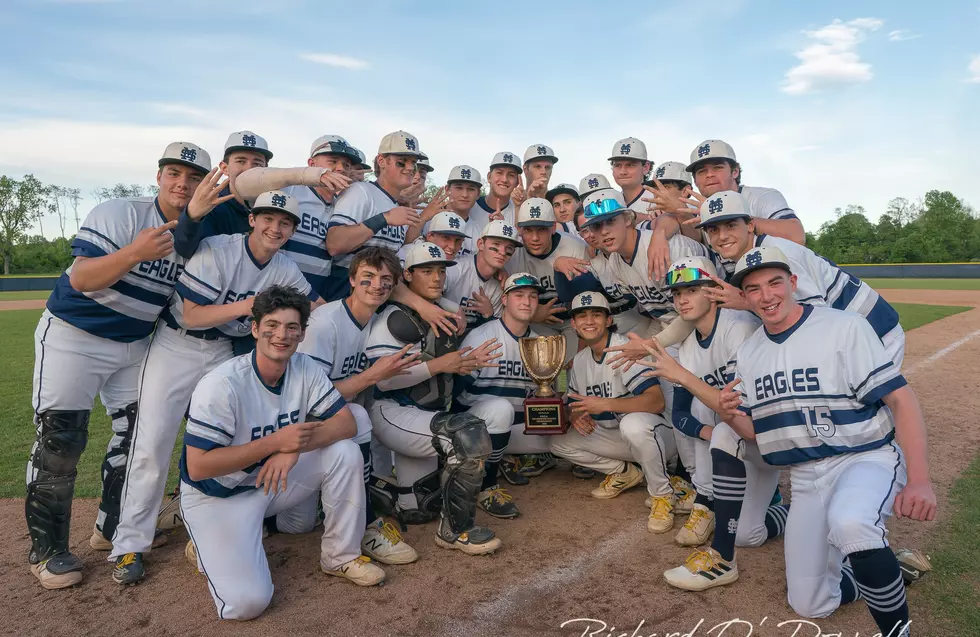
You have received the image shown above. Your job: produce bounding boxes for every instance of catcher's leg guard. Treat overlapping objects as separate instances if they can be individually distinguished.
[430,412,491,543]
[26,410,89,562]
[97,401,137,539]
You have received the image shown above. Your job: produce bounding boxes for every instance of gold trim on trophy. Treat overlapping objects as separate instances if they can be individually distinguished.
[519,336,565,396]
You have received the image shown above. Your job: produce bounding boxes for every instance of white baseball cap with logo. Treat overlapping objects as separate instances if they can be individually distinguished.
[489,151,523,173]
[378,130,423,157]
[480,220,522,244]
[348,146,371,170]
[418,153,434,173]
[664,256,719,289]
[251,190,301,224]
[609,137,649,162]
[523,143,558,165]
[447,164,482,186]
[309,134,356,161]
[651,161,691,185]
[502,272,545,293]
[224,131,273,160]
[427,211,468,237]
[580,188,627,227]
[545,183,580,203]
[516,198,556,228]
[578,173,611,197]
[695,190,752,228]
[404,241,458,270]
[159,142,211,174]
[687,139,737,173]
[730,245,793,288]
[569,291,611,315]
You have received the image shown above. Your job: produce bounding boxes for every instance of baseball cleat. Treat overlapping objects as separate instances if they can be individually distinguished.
[591,463,644,499]
[184,540,200,570]
[499,457,530,486]
[112,552,145,585]
[895,548,932,584]
[321,555,386,587]
[675,504,715,546]
[434,527,502,556]
[156,490,183,530]
[572,464,596,479]
[647,495,676,533]
[519,454,558,477]
[361,518,418,565]
[664,548,738,591]
[30,552,83,590]
[478,486,520,518]
[90,525,168,551]
[671,476,696,513]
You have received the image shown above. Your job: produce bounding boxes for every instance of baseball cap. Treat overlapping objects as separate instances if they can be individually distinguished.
[730,245,792,288]
[687,139,737,173]
[516,198,556,227]
[349,146,371,170]
[404,241,458,270]
[251,190,301,224]
[378,130,423,157]
[695,190,752,228]
[489,151,523,173]
[418,153,434,173]
[502,272,545,294]
[578,173,611,197]
[545,183,580,203]
[159,142,211,174]
[224,131,272,160]
[480,220,521,244]
[580,188,627,228]
[609,137,648,162]
[447,164,482,186]
[664,256,719,290]
[523,143,558,165]
[427,211,467,237]
[569,291,611,316]
[650,161,691,185]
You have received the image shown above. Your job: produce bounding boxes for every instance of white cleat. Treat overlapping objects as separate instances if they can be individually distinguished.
[664,547,738,591]
[361,518,419,565]
[675,504,714,546]
[321,555,386,587]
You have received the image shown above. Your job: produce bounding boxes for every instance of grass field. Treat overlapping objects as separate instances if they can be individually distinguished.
[891,303,972,330]
[864,278,980,290]
[0,290,50,301]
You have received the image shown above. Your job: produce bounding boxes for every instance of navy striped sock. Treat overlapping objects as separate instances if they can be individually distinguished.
[849,548,911,637]
[840,560,862,604]
[694,491,714,512]
[764,504,790,539]
[483,432,511,490]
[359,441,374,526]
[709,449,746,562]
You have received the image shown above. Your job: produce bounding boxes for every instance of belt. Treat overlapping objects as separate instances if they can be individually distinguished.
[162,314,225,341]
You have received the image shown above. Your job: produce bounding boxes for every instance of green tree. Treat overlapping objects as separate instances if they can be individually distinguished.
[0,174,46,274]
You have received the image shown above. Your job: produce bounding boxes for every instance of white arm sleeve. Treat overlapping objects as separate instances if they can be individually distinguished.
[234,167,329,200]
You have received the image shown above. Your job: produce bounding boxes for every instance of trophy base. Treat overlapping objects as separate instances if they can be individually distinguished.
[523,396,569,435]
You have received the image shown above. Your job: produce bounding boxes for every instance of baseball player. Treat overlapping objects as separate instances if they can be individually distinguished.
[550,292,678,533]
[110,191,318,584]
[454,273,554,518]
[439,165,485,258]
[349,146,371,182]
[546,183,581,236]
[635,161,695,231]
[713,246,934,635]
[324,131,425,301]
[469,152,523,228]
[26,141,209,589]
[609,137,654,220]
[443,220,521,330]
[415,211,469,262]
[521,143,558,199]
[579,173,612,198]
[364,242,504,555]
[181,286,384,621]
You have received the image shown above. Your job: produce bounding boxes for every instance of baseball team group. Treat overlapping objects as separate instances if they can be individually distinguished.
[24,128,937,633]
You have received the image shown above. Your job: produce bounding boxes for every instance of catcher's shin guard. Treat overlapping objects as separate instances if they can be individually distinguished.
[431,412,491,542]
[96,402,137,539]
[25,410,90,562]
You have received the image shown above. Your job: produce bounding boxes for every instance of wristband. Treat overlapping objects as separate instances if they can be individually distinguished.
[363,214,389,233]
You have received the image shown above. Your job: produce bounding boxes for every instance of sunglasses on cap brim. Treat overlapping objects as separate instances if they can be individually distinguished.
[583,198,625,223]
[665,267,715,288]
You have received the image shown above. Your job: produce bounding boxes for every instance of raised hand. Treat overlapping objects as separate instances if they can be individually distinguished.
[604,332,654,372]
[553,255,592,279]
[646,228,672,282]
[420,186,451,222]
[398,181,426,208]
[128,220,179,262]
[702,272,749,310]
[634,338,688,385]
[531,298,563,326]
[416,300,460,336]
[526,176,548,198]
[718,379,744,421]
[370,344,422,381]
[383,206,422,229]
[187,167,235,220]
[468,289,494,318]
[489,199,505,222]
[319,170,352,196]
[457,338,503,375]
[511,174,527,209]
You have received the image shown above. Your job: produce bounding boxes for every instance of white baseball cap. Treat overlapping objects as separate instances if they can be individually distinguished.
[502,272,545,293]
[578,173,611,196]
[695,190,752,228]
[159,142,211,174]
[580,188,627,227]
[447,164,482,186]
[224,131,272,160]
[569,291,611,315]
[418,153,433,173]
[516,198,556,227]
[523,143,558,165]
[404,241,458,270]
[687,139,737,173]
[664,256,719,289]
[730,245,793,288]
[480,220,522,244]
[349,146,371,170]
[427,211,467,237]
[651,161,691,185]
[609,137,648,162]
[251,190,301,224]
[489,151,523,173]
[378,130,423,157]
[545,183,580,202]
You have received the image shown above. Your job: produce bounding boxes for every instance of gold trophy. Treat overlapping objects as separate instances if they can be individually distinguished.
[519,335,568,435]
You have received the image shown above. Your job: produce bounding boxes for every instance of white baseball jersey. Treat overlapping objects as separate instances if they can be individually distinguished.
[329,181,408,268]
[469,196,515,229]
[732,305,907,466]
[166,234,314,339]
[180,351,348,497]
[624,189,650,216]
[443,255,503,328]
[454,318,538,424]
[506,233,589,309]
[567,332,661,427]
[296,299,370,382]
[46,197,183,342]
[280,185,333,297]
[557,221,579,237]
[421,214,480,259]
[739,185,797,221]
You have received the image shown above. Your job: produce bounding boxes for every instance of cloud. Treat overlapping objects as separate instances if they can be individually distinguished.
[782,18,883,95]
[887,29,921,42]
[299,53,369,70]
[968,55,980,83]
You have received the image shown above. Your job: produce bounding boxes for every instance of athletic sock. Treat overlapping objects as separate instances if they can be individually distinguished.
[359,441,375,527]
[848,548,910,636]
[840,560,862,604]
[694,492,714,512]
[673,456,692,484]
[764,504,790,539]
[483,431,511,491]
[708,449,746,562]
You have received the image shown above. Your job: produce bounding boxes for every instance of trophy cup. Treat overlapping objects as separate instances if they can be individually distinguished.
[519,335,568,435]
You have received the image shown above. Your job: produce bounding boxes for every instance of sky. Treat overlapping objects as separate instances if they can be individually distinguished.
[1,0,978,238]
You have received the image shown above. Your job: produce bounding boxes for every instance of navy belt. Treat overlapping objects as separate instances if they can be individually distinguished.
[163,313,225,341]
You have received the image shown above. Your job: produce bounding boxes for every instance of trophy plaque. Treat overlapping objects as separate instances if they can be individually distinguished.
[519,335,569,435]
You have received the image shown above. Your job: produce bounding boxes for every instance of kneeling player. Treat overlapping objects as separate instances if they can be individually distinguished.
[181,286,384,621]
[550,293,677,533]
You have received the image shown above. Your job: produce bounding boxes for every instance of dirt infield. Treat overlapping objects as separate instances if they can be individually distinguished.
[878,288,980,307]
[0,299,46,311]
[1,307,978,637]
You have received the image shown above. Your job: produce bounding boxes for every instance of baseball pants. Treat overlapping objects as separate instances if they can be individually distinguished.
[110,324,233,558]
[181,439,364,621]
